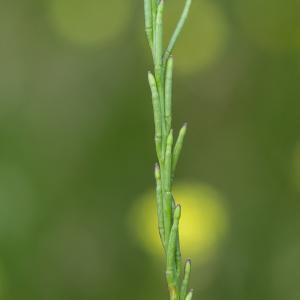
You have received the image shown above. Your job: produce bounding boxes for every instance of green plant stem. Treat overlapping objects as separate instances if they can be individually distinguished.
[180,260,191,300]
[144,0,193,299]
[185,289,194,300]
[172,123,187,176]
[165,57,173,135]
[166,205,181,300]
[144,0,153,49]
[163,0,193,65]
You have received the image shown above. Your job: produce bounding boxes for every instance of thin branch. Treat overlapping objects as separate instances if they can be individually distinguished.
[163,0,193,65]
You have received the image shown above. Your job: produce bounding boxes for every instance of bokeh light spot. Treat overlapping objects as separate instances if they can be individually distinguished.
[128,182,228,265]
[48,0,133,46]
[164,0,229,74]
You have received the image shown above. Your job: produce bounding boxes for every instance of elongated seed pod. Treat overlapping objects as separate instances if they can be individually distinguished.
[180,259,192,300]
[154,1,166,160]
[154,0,164,72]
[185,289,193,300]
[165,130,173,192]
[155,163,165,249]
[165,57,173,134]
[172,123,187,174]
[148,72,162,159]
[166,205,181,289]
[163,130,173,245]
[175,233,181,279]
[163,0,193,65]
[144,0,153,49]
[151,0,158,31]
[164,191,172,248]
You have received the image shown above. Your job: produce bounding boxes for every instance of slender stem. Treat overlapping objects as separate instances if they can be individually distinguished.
[165,57,173,135]
[185,289,194,300]
[154,1,164,71]
[172,123,187,176]
[151,0,158,35]
[144,0,193,299]
[175,232,182,280]
[154,1,167,161]
[155,164,165,249]
[163,130,173,246]
[166,205,181,300]
[144,0,153,50]
[163,0,193,66]
[148,72,163,159]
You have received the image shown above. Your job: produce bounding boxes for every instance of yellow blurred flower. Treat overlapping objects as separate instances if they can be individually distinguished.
[128,182,228,265]
[48,0,133,46]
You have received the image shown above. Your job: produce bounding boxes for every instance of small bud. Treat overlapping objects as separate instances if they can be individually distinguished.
[174,204,181,220]
[185,258,192,273]
[167,129,173,146]
[180,123,187,135]
[185,289,194,300]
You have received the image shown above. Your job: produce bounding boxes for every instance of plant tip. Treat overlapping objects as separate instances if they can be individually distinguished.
[185,259,192,272]
[175,204,181,218]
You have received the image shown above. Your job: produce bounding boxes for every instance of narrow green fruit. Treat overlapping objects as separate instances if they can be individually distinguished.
[144,0,153,49]
[165,57,173,134]
[180,259,192,300]
[148,72,162,159]
[166,205,181,300]
[172,123,187,175]
[185,289,193,300]
[154,0,164,72]
[164,0,193,65]
[155,163,165,248]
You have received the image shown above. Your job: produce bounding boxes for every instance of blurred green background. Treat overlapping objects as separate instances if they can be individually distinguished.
[1,0,300,299]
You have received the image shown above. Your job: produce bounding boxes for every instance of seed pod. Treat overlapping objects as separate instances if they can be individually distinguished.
[148,72,162,158]
[144,0,153,48]
[180,259,192,300]
[172,123,187,174]
[165,57,173,134]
